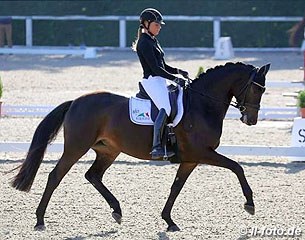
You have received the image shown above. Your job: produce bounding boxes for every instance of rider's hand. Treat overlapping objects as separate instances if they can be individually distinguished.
[174,77,185,88]
[178,69,189,79]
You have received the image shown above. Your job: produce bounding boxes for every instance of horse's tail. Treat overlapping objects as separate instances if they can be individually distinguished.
[11,100,73,192]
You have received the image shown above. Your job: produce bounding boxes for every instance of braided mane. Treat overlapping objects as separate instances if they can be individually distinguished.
[195,62,254,81]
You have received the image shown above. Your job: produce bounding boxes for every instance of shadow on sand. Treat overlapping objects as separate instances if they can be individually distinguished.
[1,157,305,175]
[63,229,118,240]
[239,160,305,174]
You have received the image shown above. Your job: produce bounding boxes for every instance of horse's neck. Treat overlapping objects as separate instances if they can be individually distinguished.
[191,74,233,104]
[192,66,250,101]
[188,69,246,119]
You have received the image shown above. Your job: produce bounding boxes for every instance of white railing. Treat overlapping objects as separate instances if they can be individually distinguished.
[1,105,299,120]
[2,15,303,48]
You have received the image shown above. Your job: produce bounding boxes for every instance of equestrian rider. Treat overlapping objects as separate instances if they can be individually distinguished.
[133,8,189,160]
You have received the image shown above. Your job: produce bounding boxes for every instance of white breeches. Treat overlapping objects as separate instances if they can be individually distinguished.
[141,76,176,116]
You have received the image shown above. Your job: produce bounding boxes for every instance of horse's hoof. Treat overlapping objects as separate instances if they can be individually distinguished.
[34,224,46,231]
[167,224,180,232]
[244,204,255,215]
[112,212,122,224]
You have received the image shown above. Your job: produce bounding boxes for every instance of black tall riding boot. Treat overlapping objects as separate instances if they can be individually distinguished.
[151,108,175,160]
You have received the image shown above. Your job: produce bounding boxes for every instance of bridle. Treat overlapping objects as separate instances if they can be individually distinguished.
[186,67,266,113]
[232,68,266,112]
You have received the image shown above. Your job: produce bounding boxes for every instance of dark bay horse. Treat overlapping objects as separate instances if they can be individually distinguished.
[287,11,305,47]
[12,62,270,232]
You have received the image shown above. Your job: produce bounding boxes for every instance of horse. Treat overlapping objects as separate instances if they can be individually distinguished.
[287,11,305,47]
[11,62,270,232]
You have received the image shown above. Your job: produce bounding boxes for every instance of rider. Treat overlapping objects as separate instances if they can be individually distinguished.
[132,8,189,160]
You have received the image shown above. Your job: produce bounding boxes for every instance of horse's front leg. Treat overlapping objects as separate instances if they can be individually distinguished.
[200,149,255,215]
[161,162,197,231]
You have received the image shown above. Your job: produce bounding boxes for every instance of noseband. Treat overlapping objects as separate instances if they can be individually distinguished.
[234,68,266,112]
[187,67,266,112]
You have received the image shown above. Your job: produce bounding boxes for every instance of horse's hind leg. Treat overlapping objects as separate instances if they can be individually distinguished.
[35,149,85,230]
[85,150,121,224]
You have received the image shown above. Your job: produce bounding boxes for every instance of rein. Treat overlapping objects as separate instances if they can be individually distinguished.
[185,80,240,109]
[185,68,265,112]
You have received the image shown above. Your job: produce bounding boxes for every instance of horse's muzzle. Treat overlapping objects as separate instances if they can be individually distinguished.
[240,114,257,126]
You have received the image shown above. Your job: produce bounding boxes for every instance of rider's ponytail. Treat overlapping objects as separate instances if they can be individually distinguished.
[132,24,144,51]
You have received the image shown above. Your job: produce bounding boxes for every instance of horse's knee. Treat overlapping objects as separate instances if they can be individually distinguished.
[230,162,244,174]
[85,171,90,182]
[85,170,96,183]
[85,169,104,187]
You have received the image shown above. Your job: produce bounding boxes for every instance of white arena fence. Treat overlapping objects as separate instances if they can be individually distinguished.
[1,142,305,158]
[1,78,304,119]
[0,104,302,158]
[0,104,299,120]
[0,15,302,51]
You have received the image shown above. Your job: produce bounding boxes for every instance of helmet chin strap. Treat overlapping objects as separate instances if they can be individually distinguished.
[141,21,155,37]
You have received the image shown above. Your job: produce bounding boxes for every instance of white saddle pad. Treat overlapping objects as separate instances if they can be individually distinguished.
[129,97,154,125]
[129,94,184,127]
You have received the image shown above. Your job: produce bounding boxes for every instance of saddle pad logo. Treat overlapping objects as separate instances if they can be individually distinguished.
[133,109,150,121]
[129,97,154,125]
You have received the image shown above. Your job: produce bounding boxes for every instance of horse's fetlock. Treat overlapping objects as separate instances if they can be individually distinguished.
[110,201,121,214]
[161,211,169,220]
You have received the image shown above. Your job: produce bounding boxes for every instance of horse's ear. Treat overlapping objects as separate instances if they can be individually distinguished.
[258,63,271,76]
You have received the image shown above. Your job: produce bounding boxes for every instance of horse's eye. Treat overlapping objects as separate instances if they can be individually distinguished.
[252,82,265,94]
[256,85,265,93]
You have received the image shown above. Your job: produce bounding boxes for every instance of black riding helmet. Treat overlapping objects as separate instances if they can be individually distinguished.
[140,8,165,25]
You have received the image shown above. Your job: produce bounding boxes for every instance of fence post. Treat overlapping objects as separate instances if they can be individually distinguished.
[213,18,221,49]
[25,17,33,47]
[119,18,126,48]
